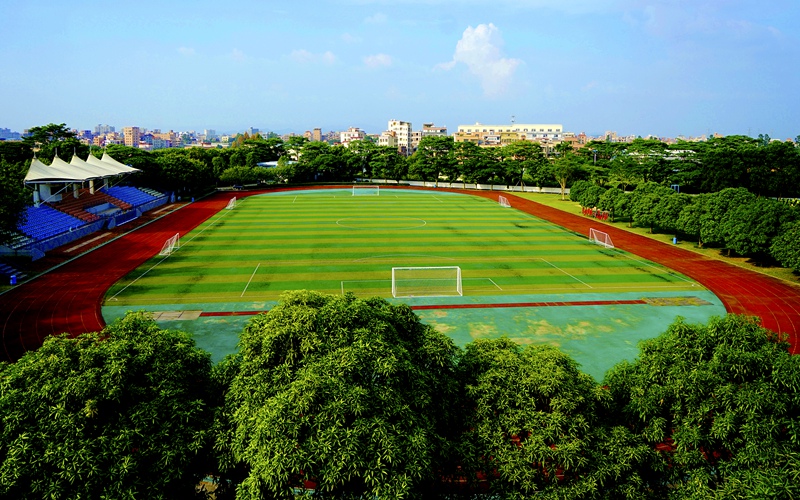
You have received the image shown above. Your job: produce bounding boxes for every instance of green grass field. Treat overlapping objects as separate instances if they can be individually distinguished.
[104,188,700,306]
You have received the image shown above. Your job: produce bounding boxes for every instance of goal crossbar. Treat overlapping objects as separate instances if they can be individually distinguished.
[392,266,462,298]
[589,228,614,249]
[159,233,180,256]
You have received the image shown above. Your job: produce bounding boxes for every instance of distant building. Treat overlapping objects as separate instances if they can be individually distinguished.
[457,122,563,142]
[387,119,412,154]
[340,127,366,147]
[378,130,398,148]
[312,128,322,142]
[122,126,140,147]
[94,124,115,135]
[0,128,22,141]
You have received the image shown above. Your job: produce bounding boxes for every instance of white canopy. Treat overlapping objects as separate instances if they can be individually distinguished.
[24,152,140,185]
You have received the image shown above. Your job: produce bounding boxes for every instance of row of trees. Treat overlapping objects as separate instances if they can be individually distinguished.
[570,182,800,270]
[2,291,798,498]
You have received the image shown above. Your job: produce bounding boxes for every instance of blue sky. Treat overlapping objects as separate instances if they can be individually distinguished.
[2,0,798,139]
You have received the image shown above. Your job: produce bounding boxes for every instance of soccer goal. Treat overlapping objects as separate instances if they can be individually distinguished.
[353,185,380,196]
[159,233,180,256]
[589,228,614,249]
[226,197,236,210]
[392,266,463,298]
[498,195,511,208]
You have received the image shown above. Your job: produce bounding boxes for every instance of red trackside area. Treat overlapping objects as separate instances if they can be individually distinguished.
[2,187,798,362]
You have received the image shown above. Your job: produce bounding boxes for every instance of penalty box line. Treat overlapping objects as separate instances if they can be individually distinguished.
[537,258,593,289]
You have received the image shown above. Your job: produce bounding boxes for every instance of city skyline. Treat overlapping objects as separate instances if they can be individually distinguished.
[2,1,798,140]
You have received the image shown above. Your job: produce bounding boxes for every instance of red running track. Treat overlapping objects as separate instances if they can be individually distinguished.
[2,187,798,362]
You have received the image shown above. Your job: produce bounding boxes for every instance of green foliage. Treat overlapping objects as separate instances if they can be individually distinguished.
[219,166,258,186]
[409,136,456,184]
[771,220,800,271]
[629,182,675,232]
[218,291,460,499]
[578,184,606,210]
[723,197,798,259]
[605,315,800,498]
[549,146,586,200]
[0,158,30,244]
[569,179,592,203]
[598,187,625,220]
[457,338,601,497]
[0,312,215,498]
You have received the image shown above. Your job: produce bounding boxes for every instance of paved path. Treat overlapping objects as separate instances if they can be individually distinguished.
[2,187,798,361]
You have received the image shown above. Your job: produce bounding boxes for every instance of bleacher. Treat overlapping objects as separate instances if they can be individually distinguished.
[102,186,159,207]
[47,189,133,223]
[18,205,88,242]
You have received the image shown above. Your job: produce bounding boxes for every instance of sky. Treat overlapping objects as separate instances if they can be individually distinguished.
[1,0,798,139]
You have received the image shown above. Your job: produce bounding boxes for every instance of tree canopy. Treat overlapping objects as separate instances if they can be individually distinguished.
[216,291,460,499]
[0,312,215,499]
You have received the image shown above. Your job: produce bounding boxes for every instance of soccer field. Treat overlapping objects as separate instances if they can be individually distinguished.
[102,188,726,379]
[104,188,700,306]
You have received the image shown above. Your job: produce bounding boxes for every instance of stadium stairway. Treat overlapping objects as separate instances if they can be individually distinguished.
[48,189,133,222]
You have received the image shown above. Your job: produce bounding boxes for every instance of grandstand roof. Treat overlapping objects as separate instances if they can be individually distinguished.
[24,153,140,185]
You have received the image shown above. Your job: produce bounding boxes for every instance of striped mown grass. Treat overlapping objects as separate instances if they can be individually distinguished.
[104,188,701,306]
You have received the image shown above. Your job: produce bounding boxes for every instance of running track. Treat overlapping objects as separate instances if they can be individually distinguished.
[2,187,798,362]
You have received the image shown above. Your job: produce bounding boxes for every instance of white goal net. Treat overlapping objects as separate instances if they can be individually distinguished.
[159,233,180,256]
[392,266,463,298]
[498,195,511,208]
[353,185,380,196]
[226,197,236,209]
[589,228,614,249]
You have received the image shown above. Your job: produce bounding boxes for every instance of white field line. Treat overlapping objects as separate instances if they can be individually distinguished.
[487,278,503,290]
[432,196,446,203]
[538,258,593,289]
[241,263,261,297]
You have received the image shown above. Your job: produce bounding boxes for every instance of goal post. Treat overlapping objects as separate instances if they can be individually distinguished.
[498,195,511,208]
[589,228,614,249]
[353,185,380,196]
[159,232,180,256]
[226,197,236,209]
[392,266,463,298]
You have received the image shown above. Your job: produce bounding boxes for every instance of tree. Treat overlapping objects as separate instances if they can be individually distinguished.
[457,338,602,497]
[549,143,585,200]
[217,291,460,499]
[370,145,407,182]
[569,179,592,204]
[771,220,800,271]
[677,193,710,246]
[699,187,756,248]
[409,136,455,185]
[598,187,626,222]
[722,197,798,260]
[500,141,547,188]
[0,312,215,498]
[655,192,693,237]
[0,158,30,244]
[629,182,674,233]
[604,315,800,498]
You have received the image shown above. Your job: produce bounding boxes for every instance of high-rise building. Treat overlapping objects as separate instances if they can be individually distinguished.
[122,126,140,147]
[387,119,412,154]
[312,128,322,142]
[94,124,115,135]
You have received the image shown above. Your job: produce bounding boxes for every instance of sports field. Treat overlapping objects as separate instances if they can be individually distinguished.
[103,188,726,379]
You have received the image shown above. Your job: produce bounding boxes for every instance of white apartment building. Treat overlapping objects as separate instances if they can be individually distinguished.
[457,122,563,141]
[340,127,366,146]
[378,130,398,148]
[387,119,412,154]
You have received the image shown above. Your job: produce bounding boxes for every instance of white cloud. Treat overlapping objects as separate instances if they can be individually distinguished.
[341,33,362,44]
[230,48,246,62]
[363,53,392,68]
[365,13,387,24]
[437,23,522,97]
[290,49,337,65]
[177,47,195,56]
